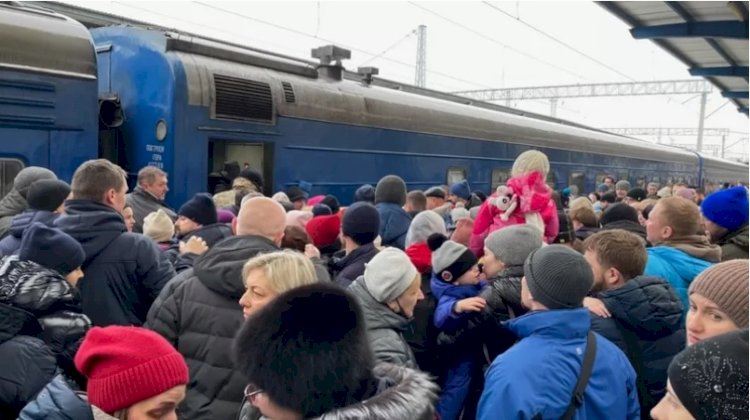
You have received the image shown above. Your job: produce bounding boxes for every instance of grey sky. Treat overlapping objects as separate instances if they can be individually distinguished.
[72,1,748,160]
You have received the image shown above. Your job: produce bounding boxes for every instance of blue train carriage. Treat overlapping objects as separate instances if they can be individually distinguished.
[91,26,743,207]
[0,3,98,195]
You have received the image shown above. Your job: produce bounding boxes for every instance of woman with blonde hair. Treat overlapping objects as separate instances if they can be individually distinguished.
[238,250,319,320]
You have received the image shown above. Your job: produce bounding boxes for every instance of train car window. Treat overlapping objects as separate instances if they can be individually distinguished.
[491,168,510,190]
[636,176,647,188]
[0,159,24,199]
[546,171,557,189]
[617,172,629,182]
[595,173,610,184]
[568,172,585,193]
[651,176,661,184]
[447,167,466,186]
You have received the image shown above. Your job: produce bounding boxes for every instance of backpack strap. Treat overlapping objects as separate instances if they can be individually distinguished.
[561,331,597,420]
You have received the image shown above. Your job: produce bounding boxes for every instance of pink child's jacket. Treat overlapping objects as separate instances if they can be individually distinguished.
[469,171,559,256]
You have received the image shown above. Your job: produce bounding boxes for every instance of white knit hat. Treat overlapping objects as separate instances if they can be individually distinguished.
[363,248,418,303]
[143,209,175,243]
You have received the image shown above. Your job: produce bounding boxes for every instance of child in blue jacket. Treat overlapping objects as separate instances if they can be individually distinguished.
[428,233,487,420]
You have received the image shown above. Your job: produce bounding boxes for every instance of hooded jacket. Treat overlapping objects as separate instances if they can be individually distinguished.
[348,277,417,368]
[0,210,59,256]
[329,243,379,289]
[590,276,685,418]
[18,375,93,420]
[478,309,640,420]
[0,303,57,419]
[470,172,559,255]
[645,236,720,312]
[0,189,29,239]
[54,200,175,326]
[147,235,280,420]
[716,223,749,261]
[164,223,233,272]
[125,186,176,234]
[376,202,411,250]
[239,363,439,420]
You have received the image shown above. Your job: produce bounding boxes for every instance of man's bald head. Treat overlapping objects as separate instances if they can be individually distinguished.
[236,197,287,244]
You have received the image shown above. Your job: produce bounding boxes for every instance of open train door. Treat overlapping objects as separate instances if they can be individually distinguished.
[208,140,274,196]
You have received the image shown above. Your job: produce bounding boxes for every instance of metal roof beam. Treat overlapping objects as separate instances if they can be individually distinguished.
[721,91,749,99]
[631,21,749,40]
[689,66,749,78]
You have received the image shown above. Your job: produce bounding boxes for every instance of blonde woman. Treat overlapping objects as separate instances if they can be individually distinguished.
[238,250,319,320]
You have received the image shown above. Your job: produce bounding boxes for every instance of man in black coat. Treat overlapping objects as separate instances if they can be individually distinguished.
[330,202,380,288]
[147,197,288,420]
[583,230,685,419]
[55,159,175,326]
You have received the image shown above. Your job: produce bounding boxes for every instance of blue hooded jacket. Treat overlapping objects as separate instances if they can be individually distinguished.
[644,246,714,312]
[376,202,411,250]
[0,210,58,256]
[478,309,640,420]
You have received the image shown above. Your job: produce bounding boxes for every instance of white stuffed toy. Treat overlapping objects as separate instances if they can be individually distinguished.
[491,185,518,221]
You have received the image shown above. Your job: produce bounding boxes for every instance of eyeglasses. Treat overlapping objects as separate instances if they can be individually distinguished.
[244,384,264,402]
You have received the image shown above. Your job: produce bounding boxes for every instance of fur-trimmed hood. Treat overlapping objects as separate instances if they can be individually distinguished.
[248,363,439,420]
[316,363,438,420]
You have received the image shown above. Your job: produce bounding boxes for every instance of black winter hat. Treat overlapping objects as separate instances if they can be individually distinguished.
[178,193,217,226]
[354,184,375,203]
[321,195,340,214]
[19,222,84,275]
[600,203,639,226]
[524,245,593,309]
[342,202,380,245]
[626,188,647,202]
[375,175,407,206]
[669,329,749,420]
[600,192,617,204]
[27,179,71,212]
[286,186,308,203]
[239,168,264,191]
[232,283,375,418]
[311,204,332,217]
[424,186,446,200]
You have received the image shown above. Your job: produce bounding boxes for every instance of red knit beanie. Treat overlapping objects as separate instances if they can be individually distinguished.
[305,213,341,248]
[74,326,189,414]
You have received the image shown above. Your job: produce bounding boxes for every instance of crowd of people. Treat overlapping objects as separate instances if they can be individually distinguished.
[0,150,746,420]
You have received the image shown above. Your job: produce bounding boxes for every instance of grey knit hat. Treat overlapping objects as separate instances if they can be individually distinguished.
[615,180,631,192]
[428,234,478,283]
[689,260,749,328]
[485,225,543,267]
[374,175,407,206]
[669,329,749,420]
[14,167,57,199]
[363,248,418,303]
[524,245,593,309]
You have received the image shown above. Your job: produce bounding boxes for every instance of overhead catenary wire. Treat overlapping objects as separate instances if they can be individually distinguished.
[481,1,636,81]
[193,1,493,89]
[359,29,417,67]
[407,1,589,81]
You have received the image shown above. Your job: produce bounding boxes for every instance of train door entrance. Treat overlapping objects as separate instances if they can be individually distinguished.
[208,140,273,195]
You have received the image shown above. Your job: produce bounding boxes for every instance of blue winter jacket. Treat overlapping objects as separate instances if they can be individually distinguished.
[431,277,487,420]
[376,203,411,250]
[0,210,58,256]
[478,309,640,420]
[644,246,713,313]
[18,375,94,420]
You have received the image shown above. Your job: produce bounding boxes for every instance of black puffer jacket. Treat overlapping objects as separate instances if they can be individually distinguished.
[0,210,59,256]
[55,200,175,326]
[437,265,526,362]
[590,276,685,418]
[329,243,379,288]
[0,303,56,419]
[0,256,91,383]
[147,235,280,420]
[164,223,233,272]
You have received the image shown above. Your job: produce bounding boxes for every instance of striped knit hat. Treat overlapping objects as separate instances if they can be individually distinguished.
[689,260,749,328]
